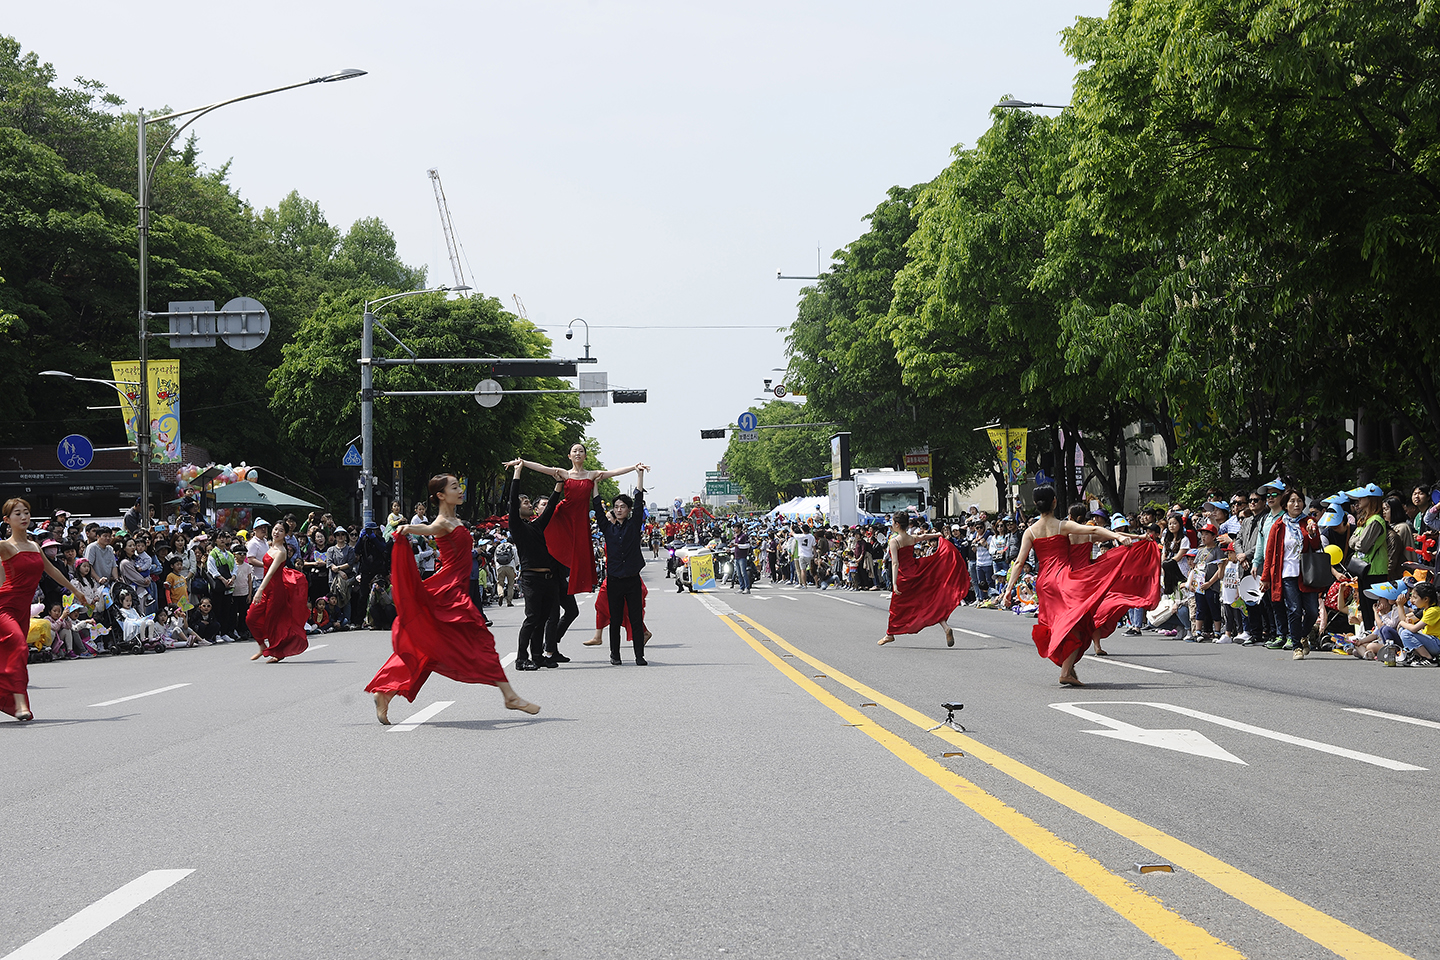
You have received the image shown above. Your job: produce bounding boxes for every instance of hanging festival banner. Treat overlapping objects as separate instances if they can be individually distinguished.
[903,447,932,478]
[986,427,1028,484]
[111,359,181,463]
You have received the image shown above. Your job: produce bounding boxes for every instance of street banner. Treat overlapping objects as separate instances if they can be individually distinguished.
[690,553,717,591]
[986,427,1027,484]
[903,447,932,479]
[111,359,181,463]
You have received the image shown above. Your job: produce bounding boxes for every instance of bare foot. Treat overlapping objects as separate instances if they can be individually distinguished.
[373,692,393,725]
[505,696,540,715]
[583,634,602,646]
[1059,674,1085,687]
[265,657,281,664]
[14,695,32,722]
[644,629,653,642]
[944,625,954,647]
[878,635,895,645]
[250,649,264,661]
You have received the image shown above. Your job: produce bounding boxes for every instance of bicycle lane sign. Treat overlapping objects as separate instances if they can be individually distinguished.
[57,434,94,470]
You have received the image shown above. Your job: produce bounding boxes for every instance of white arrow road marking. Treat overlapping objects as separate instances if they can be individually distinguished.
[778,596,797,602]
[1082,656,1171,674]
[2,869,193,960]
[1052,702,1426,771]
[956,628,993,638]
[302,644,328,652]
[1344,707,1440,731]
[89,684,190,708]
[389,700,455,733]
[826,596,865,607]
[1050,702,1247,764]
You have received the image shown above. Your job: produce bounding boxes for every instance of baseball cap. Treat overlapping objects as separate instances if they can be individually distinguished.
[1261,476,1286,492]
[1345,483,1384,500]
[1200,523,1217,534]
[1205,500,1229,512]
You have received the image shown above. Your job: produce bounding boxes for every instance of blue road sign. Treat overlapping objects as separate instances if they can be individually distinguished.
[737,411,758,433]
[342,444,363,467]
[57,434,94,470]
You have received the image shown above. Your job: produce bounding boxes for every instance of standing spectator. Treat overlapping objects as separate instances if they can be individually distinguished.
[123,497,143,535]
[84,527,117,585]
[326,528,356,625]
[230,539,253,641]
[1382,495,1414,581]
[1249,482,1287,644]
[1347,483,1389,632]
[733,524,754,594]
[207,535,237,637]
[117,539,152,613]
[1262,487,1322,651]
[355,521,388,628]
[247,519,272,582]
[493,534,518,606]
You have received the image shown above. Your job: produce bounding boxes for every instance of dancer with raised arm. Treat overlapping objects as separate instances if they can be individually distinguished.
[502,461,564,671]
[247,522,310,663]
[999,486,1159,686]
[593,468,650,665]
[509,444,646,595]
[1,498,79,721]
[878,513,970,647]
[367,475,538,724]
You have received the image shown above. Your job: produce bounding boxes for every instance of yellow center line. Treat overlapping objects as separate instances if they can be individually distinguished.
[730,610,1414,960]
[714,613,1244,960]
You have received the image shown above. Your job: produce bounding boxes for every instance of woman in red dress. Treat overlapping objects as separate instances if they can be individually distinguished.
[1,497,80,721]
[1000,486,1160,686]
[367,475,538,725]
[247,522,310,663]
[878,513,971,647]
[508,445,648,595]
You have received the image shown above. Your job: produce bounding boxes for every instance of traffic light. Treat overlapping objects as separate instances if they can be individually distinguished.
[612,390,647,403]
[700,429,725,439]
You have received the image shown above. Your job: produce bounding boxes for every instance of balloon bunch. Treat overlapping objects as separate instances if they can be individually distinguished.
[174,461,260,532]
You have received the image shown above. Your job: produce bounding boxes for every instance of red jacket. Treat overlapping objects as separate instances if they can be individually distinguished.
[1261,515,1322,601]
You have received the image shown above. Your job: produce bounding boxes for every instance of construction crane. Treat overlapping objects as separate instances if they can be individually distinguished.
[427,167,468,292]
[511,295,528,320]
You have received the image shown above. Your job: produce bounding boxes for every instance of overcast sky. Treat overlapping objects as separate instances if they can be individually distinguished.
[9,0,1108,508]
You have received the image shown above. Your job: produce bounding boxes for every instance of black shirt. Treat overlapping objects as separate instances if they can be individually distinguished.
[508,479,563,572]
[593,491,647,579]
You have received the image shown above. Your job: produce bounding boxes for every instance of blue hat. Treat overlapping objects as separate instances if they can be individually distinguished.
[1206,500,1229,512]
[1345,483,1384,500]
[1323,492,1350,506]
[1319,508,1345,528]
[1261,476,1286,491]
[1110,514,1130,528]
[1364,581,1404,602]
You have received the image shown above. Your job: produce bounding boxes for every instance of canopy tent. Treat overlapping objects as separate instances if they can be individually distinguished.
[769,496,828,522]
[213,480,322,513]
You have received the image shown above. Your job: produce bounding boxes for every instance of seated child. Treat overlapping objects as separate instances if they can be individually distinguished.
[190,596,220,644]
[1391,581,1440,666]
[163,605,206,648]
[45,601,82,659]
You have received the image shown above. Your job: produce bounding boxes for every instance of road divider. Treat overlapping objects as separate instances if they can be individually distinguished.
[722,605,1418,960]
[2,868,193,960]
[89,684,190,708]
[713,611,1243,960]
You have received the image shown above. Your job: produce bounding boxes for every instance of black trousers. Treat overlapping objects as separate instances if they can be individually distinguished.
[232,594,252,639]
[608,574,645,661]
[548,591,579,654]
[519,570,562,664]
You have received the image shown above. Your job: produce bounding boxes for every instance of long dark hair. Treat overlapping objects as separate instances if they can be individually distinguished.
[1032,485,1056,515]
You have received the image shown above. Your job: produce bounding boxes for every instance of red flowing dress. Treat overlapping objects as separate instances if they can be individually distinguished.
[367,525,507,702]
[1032,535,1160,666]
[887,537,971,636]
[246,552,310,661]
[0,551,43,718]
[544,477,596,595]
[596,576,648,639]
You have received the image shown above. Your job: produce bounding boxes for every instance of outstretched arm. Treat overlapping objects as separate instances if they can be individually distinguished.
[505,458,567,480]
[998,528,1037,607]
[593,462,650,482]
[1059,519,1139,543]
[397,516,458,539]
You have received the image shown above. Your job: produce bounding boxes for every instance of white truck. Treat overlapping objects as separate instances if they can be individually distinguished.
[828,468,933,526]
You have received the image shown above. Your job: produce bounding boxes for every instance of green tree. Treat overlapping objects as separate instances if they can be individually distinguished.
[722,402,831,506]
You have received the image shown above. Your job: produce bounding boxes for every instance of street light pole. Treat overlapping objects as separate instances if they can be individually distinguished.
[135,69,366,530]
[359,287,466,527]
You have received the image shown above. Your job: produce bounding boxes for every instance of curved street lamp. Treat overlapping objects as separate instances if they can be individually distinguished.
[135,69,367,528]
[996,98,1068,110]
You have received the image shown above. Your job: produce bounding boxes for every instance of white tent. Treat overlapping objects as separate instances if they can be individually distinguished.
[770,496,828,521]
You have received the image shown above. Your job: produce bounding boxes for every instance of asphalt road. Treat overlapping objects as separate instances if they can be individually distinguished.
[3,565,1436,960]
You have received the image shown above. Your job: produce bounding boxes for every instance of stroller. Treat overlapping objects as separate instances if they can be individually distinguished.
[109,586,168,655]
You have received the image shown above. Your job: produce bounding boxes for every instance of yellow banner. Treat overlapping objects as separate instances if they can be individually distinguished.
[690,553,716,592]
[111,359,181,463]
[986,427,1027,484]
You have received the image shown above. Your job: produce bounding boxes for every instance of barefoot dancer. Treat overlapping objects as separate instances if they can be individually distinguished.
[1,498,80,721]
[999,486,1159,686]
[878,513,970,647]
[508,445,647,595]
[366,475,538,724]
[247,522,310,663]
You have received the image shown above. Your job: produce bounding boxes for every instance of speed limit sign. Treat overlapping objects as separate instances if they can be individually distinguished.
[773,383,788,398]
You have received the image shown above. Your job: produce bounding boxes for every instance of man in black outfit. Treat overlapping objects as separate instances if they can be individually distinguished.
[594,469,648,665]
[508,461,565,670]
